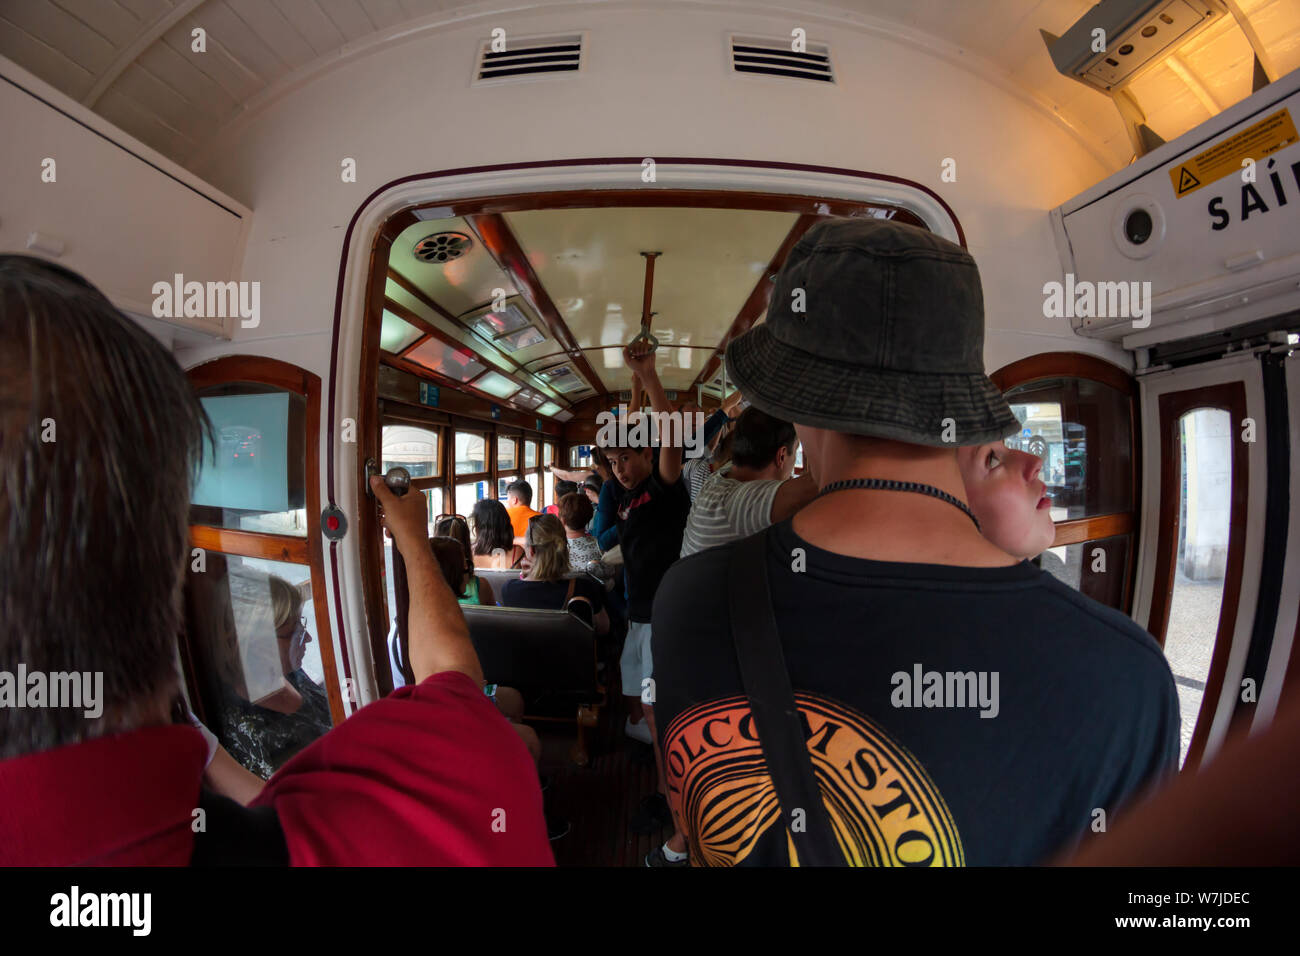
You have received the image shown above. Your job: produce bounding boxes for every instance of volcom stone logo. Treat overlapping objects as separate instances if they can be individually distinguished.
[662,694,963,866]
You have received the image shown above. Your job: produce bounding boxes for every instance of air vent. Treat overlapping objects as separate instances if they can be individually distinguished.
[414,232,472,264]
[475,33,583,83]
[730,35,833,83]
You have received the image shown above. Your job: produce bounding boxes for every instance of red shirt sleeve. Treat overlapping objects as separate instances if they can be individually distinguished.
[253,671,554,866]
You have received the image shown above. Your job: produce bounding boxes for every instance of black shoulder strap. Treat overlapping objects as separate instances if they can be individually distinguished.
[190,788,290,866]
[728,528,844,866]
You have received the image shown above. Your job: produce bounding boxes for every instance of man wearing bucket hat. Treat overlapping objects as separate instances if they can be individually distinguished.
[650,219,1179,867]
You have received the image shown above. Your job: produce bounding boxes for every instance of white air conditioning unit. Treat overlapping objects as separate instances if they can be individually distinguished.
[1050,68,1300,350]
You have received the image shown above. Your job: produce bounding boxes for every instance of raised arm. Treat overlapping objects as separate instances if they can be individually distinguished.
[371,476,483,684]
[549,466,593,483]
[625,343,683,485]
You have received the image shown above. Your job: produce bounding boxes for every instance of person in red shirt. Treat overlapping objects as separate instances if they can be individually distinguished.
[0,255,552,866]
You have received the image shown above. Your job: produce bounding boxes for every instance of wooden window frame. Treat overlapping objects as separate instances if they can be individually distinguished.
[990,352,1141,614]
[1146,383,1250,773]
[184,355,346,725]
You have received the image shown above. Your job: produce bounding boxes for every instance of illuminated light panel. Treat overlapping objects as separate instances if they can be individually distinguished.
[380,309,422,352]
[474,371,521,398]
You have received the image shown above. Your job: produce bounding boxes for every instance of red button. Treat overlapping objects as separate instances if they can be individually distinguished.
[327,516,339,531]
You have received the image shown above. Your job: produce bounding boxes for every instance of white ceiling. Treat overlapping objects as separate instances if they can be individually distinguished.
[2,0,1297,176]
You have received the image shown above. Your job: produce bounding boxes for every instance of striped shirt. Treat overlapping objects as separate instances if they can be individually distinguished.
[679,464,783,557]
[683,455,713,503]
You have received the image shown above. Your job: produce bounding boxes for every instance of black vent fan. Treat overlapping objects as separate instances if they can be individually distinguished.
[414,232,472,264]
[731,35,833,82]
[476,33,583,82]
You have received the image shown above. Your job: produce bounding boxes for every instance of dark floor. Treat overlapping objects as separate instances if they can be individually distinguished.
[530,688,674,867]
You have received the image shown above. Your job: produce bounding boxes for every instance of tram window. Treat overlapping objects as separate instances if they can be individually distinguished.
[382,425,439,480]
[524,440,537,469]
[1165,408,1233,767]
[1004,378,1132,522]
[456,480,491,516]
[570,445,592,467]
[543,443,554,467]
[455,432,487,474]
[498,435,517,470]
[422,487,444,533]
[795,443,804,470]
[1038,534,1129,610]
[184,552,331,780]
[496,476,513,500]
[538,469,549,507]
[190,384,308,536]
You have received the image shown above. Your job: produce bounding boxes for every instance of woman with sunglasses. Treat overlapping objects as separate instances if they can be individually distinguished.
[500,515,609,636]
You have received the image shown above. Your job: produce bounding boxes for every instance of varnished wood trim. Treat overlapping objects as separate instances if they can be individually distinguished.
[408,187,929,228]
[692,213,820,389]
[1050,513,1135,547]
[990,352,1134,395]
[1146,382,1250,774]
[186,356,345,725]
[464,212,607,396]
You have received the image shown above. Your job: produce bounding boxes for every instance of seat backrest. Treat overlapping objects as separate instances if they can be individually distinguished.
[462,605,597,699]
[475,568,523,599]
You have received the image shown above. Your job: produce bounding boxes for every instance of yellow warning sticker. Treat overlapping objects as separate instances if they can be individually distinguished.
[1170,108,1299,198]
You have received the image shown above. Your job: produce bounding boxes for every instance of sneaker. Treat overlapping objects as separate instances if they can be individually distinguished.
[645,843,689,867]
[629,793,672,834]
[624,716,653,745]
[546,812,571,841]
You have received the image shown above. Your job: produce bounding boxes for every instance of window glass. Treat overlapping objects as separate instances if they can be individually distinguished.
[498,435,517,470]
[185,553,331,780]
[536,470,546,508]
[456,480,491,517]
[475,371,520,400]
[382,425,439,479]
[1037,534,1130,611]
[380,309,423,353]
[544,443,554,466]
[423,487,445,536]
[190,384,308,536]
[455,432,487,475]
[495,326,546,353]
[570,445,592,468]
[497,476,512,500]
[1004,377,1132,520]
[1166,408,1233,767]
[524,441,537,469]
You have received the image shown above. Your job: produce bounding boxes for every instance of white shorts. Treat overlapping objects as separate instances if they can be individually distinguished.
[620,620,654,698]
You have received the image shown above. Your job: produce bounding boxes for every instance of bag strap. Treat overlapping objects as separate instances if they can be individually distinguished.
[728,527,844,866]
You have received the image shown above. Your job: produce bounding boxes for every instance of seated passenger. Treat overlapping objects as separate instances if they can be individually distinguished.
[181,704,265,806]
[0,256,551,865]
[218,573,333,779]
[471,498,517,569]
[500,515,609,636]
[504,478,540,538]
[552,451,619,549]
[557,492,612,583]
[433,515,496,605]
[680,406,819,557]
[651,220,1178,867]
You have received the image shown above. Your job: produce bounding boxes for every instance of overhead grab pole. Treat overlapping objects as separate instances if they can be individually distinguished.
[630,251,661,411]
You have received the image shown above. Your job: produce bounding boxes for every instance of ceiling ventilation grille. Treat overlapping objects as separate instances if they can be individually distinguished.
[475,33,584,82]
[730,35,833,83]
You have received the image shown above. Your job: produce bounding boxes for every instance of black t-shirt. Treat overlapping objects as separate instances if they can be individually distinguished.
[501,575,605,614]
[651,520,1180,867]
[617,463,690,622]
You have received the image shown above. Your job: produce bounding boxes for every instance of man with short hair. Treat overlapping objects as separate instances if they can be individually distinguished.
[504,478,540,538]
[680,406,818,557]
[0,256,552,866]
[651,220,1179,867]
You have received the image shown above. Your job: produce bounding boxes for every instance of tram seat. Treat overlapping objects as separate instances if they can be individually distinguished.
[475,568,523,599]
[461,604,604,766]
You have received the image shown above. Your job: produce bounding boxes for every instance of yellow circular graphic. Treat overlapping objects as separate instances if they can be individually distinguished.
[662,693,964,866]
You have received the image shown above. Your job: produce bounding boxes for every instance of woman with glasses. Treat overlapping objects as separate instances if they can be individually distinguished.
[433,515,496,606]
[499,515,609,636]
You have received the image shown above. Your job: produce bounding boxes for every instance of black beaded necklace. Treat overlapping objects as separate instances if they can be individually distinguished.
[815,478,981,532]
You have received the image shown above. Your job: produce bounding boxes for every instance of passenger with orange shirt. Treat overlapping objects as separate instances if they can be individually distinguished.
[504,478,541,538]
